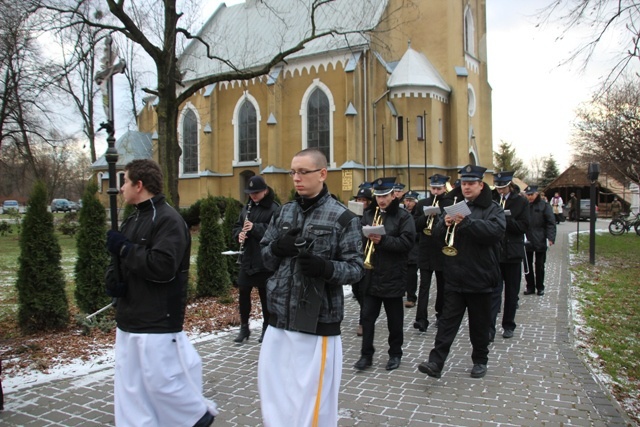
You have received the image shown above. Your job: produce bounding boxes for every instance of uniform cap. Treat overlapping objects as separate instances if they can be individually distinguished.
[458,164,487,182]
[373,177,397,196]
[244,176,268,194]
[493,171,514,188]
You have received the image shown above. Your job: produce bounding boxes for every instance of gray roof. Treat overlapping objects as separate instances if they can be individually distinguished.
[91,130,153,171]
[179,0,389,83]
[387,47,450,93]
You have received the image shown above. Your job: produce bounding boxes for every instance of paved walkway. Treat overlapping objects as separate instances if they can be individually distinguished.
[0,222,632,426]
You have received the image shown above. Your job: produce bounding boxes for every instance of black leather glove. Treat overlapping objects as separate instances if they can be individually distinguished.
[106,230,132,257]
[297,252,334,279]
[271,228,301,258]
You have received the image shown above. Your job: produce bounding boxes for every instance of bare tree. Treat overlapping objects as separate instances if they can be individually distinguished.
[526,156,547,186]
[540,0,640,88]
[52,20,103,162]
[572,77,640,185]
[0,1,64,179]
[30,0,403,207]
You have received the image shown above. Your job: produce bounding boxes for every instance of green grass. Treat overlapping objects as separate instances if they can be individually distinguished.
[571,232,640,422]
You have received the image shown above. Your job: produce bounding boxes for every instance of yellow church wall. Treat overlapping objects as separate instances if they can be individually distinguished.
[131,0,492,207]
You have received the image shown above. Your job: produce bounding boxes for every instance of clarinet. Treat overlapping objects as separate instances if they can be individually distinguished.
[236,200,252,265]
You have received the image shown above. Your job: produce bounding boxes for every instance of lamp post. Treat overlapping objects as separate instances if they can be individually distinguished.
[86,35,126,320]
[587,162,600,265]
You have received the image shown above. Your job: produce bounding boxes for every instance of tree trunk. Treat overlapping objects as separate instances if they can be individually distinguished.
[156,61,181,208]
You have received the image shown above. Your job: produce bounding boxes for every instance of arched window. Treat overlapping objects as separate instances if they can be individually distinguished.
[182,109,198,174]
[464,6,475,56]
[239,100,257,162]
[307,88,330,161]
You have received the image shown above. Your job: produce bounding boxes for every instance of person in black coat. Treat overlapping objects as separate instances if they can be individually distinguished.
[232,176,279,343]
[351,184,375,336]
[490,172,530,340]
[418,165,505,380]
[403,191,421,308]
[413,174,453,332]
[523,186,556,296]
[354,177,416,372]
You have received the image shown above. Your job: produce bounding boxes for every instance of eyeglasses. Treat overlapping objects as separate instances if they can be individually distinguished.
[288,168,322,177]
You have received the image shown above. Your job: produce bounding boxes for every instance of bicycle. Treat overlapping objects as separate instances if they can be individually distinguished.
[608,212,640,236]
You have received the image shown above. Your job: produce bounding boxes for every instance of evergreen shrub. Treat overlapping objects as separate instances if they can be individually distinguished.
[16,181,70,332]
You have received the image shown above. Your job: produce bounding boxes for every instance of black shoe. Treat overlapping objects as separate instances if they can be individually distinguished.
[233,324,250,343]
[385,357,401,371]
[413,319,429,332]
[193,411,215,427]
[502,329,514,339]
[537,290,545,296]
[523,289,535,295]
[354,357,372,371]
[258,326,267,343]
[417,361,442,378]
[470,364,487,378]
[489,333,495,343]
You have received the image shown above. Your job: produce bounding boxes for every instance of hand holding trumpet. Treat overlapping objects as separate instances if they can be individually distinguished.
[368,234,382,245]
[444,213,465,227]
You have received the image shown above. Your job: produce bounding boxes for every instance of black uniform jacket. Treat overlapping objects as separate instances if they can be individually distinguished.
[525,194,556,252]
[493,187,530,263]
[232,187,279,276]
[434,184,505,294]
[113,194,191,333]
[362,198,416,298]
[415,193,454,271]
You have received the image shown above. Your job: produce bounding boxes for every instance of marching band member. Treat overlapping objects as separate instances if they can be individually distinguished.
[354,177,416,372]
[231,175,279,343]
[352,183,375,336]
[489,171,530,341]
[413,174,452,331]
[418,165,505,379]
[402,190,420,309]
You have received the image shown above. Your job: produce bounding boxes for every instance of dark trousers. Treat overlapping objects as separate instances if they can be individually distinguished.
[352,282,364,324]
[490,262,522,337]
[238,286,269,327]
[406,264,418,302]
[416,269,444,323]
[525,251,547,292]
[361,294,404,359]
[428,290,492,369]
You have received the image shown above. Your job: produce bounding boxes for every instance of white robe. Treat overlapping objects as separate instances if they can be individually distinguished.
[258,327,342,427]
[114,329,218,427]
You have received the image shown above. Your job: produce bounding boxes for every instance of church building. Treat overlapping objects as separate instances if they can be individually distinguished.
[134,0,493,204]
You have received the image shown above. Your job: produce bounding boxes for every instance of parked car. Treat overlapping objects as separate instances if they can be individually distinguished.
[578,199,598,221]
[68,200,81,211]
[2,200,20,214]
[51,198,71,213]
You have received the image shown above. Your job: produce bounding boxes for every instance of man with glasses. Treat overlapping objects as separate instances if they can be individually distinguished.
[258,148,364,426]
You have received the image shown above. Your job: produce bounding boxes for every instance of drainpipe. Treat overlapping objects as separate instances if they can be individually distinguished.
[372,90,390,181]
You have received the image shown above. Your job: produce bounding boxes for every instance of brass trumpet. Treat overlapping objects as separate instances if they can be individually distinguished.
[442,197,458,256]
[423,197,439,235]
[363,207,381,269]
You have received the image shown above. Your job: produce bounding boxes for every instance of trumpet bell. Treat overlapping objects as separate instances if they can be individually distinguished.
[423,228,432,236]
[442,246,458,256]
[364,262,374,270]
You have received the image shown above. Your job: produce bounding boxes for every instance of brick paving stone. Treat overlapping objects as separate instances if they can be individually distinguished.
[0,221,634,426]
